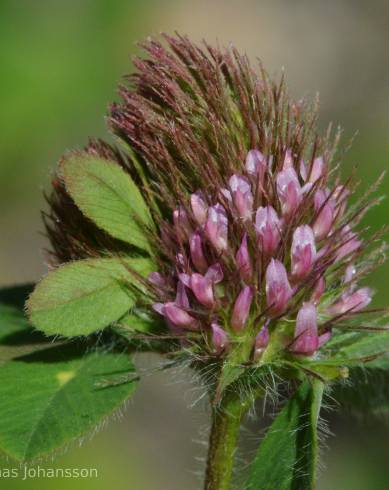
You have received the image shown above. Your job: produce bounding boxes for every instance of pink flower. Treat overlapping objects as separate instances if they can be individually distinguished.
[290,302,319,355]
[291,225,316,281]
[211,323,229,354]
[328,287,372,316]
[236,233,253,281]
[283,149,294,169]
[205,263,224,283]
[190,192,208,226]
[173,206,191,241]
[179,264,223,309]
[153,280,197,329]
[228,174,253,220]
[190,232,208,273]
[164,303,198,329]
[309,156,326,183]
[190,273,215,308]
[313,189,334,240]
[231,285,253,331]
[253,325,270,361]
[336,226,361,260]
[246,149,267,186]
[255,205,281,256]
[205,204,228,253]
[276,167,302,217]
[265,259,292,316]
[148,272,166,289]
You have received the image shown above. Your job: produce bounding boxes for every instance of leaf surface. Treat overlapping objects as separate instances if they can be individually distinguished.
[62,154,153,251]
[28,257,153,337]
[0,344,137,461]
[246,380,324,490]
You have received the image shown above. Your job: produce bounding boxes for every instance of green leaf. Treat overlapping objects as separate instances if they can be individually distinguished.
[0,344,137,461]
[246,380,324,490]
[28,257,154,337]
[329,330,389,365]
[62,154,153,251]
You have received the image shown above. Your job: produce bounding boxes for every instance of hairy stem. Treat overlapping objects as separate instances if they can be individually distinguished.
[204,393,249,490]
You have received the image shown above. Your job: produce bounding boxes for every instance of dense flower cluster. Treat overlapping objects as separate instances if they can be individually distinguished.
[149,148,371,362]
[42,35,381,368]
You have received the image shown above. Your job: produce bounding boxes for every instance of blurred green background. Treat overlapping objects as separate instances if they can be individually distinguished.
[1,1,388,488]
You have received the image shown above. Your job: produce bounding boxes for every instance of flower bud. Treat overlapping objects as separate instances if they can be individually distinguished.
[291,225,316,281]
[253,325,270,361]
[229,174,253,220]
[236,233,252,281]
[190,273,215,308]
[164,303,198,329]
[276,167,302,217]
[211,323,229,354]
[231,285,253,331]
[328,287,372,316]
[290,302,319,355]
[344,264,357,285]
[255,205,281,256]
[148,272,166,289]
[283,149,294,169]
[313,189,334,240]
[336,226,361,260]
[175,280,190,308]
[266,259,292,316]
[245,149,267,187]
[190,192,208,226]
[205,263,224,283]
[309,156,325,183]
[205,204,228,253]
[318,331,332,348]
[190,232,208,273]
[173,206,191,241]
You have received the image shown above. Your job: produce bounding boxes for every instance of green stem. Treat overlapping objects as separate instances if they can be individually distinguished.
[204,394,248,490]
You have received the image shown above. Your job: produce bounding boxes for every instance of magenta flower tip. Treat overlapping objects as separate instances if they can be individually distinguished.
[255,205,281,256]
[231,285,253,331]
[211,323,229,354]
[236,233,253,281]
[291,225,316,281]
[266,259,292,316]
[205,204,228,253]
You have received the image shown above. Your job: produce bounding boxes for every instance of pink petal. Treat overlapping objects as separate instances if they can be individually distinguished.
[291,225,316,281]
[164,303,198,328]
[265,259,292,316]
[255,205,281,256]
[276,168,302,217]
[205,204,228,253]
[290,302,319,355]
[190,273,215,308]
[231,285,253,331]
[236,233,252,281]
[211,323,229,354]
[190,232,208,273]
[190,191,208,226]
